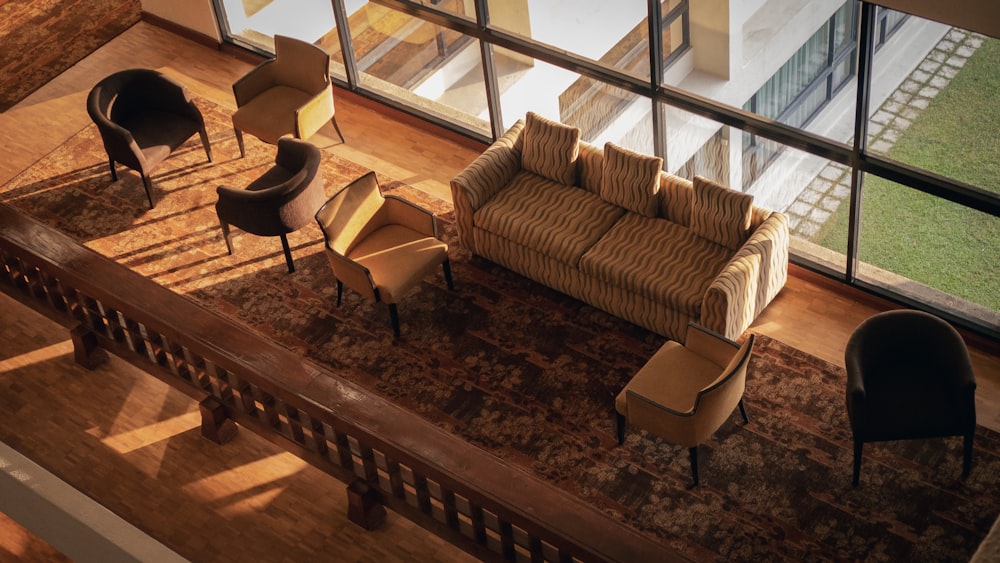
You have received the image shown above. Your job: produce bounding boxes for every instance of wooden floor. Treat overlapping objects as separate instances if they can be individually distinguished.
[0,20,998,562]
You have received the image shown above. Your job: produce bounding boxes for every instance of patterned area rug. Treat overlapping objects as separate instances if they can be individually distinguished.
[3,98,999,561]
[0,0,141,111]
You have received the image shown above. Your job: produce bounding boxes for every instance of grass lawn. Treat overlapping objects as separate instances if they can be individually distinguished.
[818,35,1000,312]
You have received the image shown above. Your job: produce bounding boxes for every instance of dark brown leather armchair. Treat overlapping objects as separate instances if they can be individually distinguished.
[215,138,325,273]
[845,309,977,486]
[87,68,213,209]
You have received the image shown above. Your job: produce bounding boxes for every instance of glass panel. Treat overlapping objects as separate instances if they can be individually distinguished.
[215,0,339,54]
[397,0,475,20]
[494,46,652,153]
[347,1,490,136]
[485,0,652,79]
[672,1,857,150]
[855,176,1000,324]
[867,19,999,196]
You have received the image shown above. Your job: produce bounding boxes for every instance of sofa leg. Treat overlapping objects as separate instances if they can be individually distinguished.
[336,280,343,306]
[738,399,750,424]
[108,158,118,181]
[688,447,699,488]
[615,413,625,445]
[442,259,454,290]
[963,432,974,479]
[388,304,400,338]
[852,440,863,487]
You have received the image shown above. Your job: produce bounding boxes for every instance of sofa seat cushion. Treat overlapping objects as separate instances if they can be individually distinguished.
[475,170,625,266]
[580,213,733,315]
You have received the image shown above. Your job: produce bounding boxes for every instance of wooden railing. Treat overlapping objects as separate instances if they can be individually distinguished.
[0,204,682,563]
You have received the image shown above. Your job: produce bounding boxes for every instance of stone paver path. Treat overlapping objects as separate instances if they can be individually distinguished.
[786,28,987,241]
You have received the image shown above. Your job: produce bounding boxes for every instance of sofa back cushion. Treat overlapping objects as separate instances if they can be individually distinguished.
[600,142,662,218]
[658,174,694,227]
[576,141,605,196]
[690,175,754,249]
[521,112,580,186]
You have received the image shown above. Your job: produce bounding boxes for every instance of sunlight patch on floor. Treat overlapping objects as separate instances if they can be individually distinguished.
[0,340,73,373]
[87,411,201,455]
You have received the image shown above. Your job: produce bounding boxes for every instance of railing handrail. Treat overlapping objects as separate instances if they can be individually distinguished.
[0,204,682,563]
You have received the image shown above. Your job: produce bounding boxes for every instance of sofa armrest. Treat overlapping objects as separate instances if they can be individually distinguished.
[700,212,790,341]
[450,120,525,247]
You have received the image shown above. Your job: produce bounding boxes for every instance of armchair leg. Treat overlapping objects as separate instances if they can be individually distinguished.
[962,432,974,479]
[199,126,214,162]
[852,440,863,487]
[108,159,118,181]
[688,447,699,488]
[220,221,233,255]
[615,413,625,445]
[738,399,750,424]
[336,280,343,306]
[279,234,295,273]
[388,304,400,338]
[331,116,345,143]
[140,174,155,209]
[442,259,454,290]
[234,128,246,158]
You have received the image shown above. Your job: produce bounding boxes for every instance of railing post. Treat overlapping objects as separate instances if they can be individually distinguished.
[70,324,107,369]
[200,396,239,444]
[347,478,386,530]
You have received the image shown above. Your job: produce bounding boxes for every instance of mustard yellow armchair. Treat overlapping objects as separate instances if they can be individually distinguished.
[231,35,345,158]
[315,171,452,337]
[616,324,755,487]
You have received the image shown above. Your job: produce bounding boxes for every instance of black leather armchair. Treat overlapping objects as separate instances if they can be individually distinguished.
[845,309,977,486]
[87,69,213,209]
[215,137,325,273]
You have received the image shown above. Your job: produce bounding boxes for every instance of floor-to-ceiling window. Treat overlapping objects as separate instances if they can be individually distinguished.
[210,0,1000,338]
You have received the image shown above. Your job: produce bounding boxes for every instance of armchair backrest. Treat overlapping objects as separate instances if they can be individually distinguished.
[87,69,200,171]
[315,171,387,255]
[215,138,325,235]
[627,334,754,447]
[271,35,331,95]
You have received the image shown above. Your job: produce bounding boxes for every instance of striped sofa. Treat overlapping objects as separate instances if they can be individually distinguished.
[451,114,789,343]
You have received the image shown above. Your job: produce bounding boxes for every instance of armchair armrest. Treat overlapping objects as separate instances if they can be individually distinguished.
[384,196,438,238]
[232,60,277,107]
[450,119,525,247]
[295,83,336,140]
[684,323,739,369]
[323,246,379,302]
[701,212,789,341]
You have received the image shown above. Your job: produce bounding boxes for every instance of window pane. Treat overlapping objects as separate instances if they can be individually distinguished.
[215,0,338,54]
[486,0,651,79]
[670,1,858,150]
[856,177,1000,326]
[347,2,490,136]
[494,46,652,153]
[867,19,1000,196]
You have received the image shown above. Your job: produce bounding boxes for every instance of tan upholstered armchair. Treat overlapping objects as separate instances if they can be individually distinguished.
[87,68,213,209]
[231,35,345,158]
[215,138,326,273]
[616,324,755,487]
[315,171,452,337]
